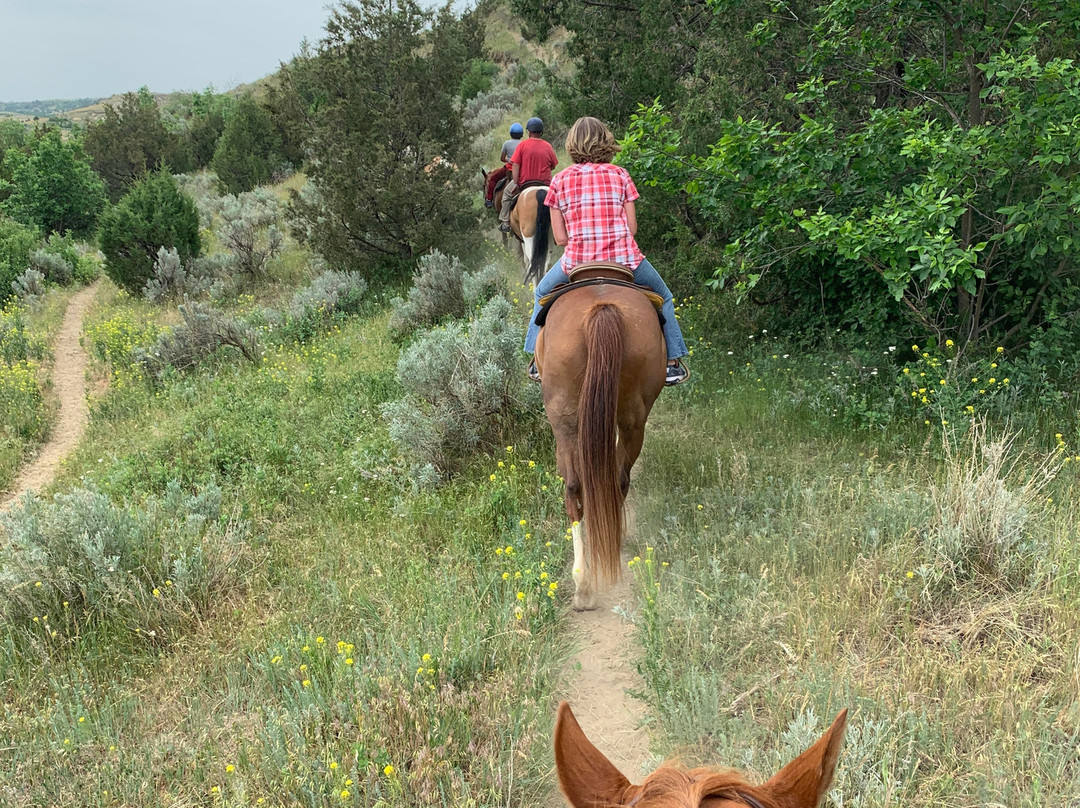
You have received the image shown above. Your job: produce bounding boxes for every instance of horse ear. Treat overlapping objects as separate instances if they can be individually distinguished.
[760,709,847,808]
[554,702,634,807]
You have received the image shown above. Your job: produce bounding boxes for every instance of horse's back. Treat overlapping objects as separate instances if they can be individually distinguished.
[539,284,665,409]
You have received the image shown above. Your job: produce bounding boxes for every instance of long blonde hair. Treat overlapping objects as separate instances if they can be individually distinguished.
[566,116,622,164]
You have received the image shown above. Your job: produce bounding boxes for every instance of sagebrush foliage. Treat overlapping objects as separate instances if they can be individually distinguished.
[0,481,256,656]
[381,296,542,479]
[390,251,506,341]
[214,189,283,279]
[135,302,259,379]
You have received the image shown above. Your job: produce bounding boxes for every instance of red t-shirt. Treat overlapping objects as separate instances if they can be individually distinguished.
[544,162,644,271]
[512,137,558,184]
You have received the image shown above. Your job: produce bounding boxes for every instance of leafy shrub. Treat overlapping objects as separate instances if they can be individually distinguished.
[0,217,39,304]
[381,296,542,479]
[459,58,499,100]
[11,268,46,301]
[215,189,283,279]
[143,246,214,303]
[389,251,506,341]
[0,299,41,365]
[98,171,201,295]
[0,128,106,236]
[135,302,259,378]
[0,480,256,654]
[0,359,46,460]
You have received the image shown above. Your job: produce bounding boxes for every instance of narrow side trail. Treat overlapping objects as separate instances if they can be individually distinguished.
[1,283,97,512]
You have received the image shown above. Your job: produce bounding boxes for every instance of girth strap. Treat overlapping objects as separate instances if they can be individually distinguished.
[535,278,665,328]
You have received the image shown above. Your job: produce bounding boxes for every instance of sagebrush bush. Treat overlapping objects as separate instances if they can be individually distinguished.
[11,268,46,301]
[389,251,506,341]
[175,170,223,228]
[462,87,520,135]
[143,246,213,303]
[215,189,283,279]
[381,296,542,479]
[286,269,368,339]
[135,302,260,378]
[98,171,201,295]
[28,250,73,286]
[0,480,256,655]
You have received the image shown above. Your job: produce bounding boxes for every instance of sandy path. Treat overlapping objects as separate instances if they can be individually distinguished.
[556,498,653,802]
[1,283,96,512]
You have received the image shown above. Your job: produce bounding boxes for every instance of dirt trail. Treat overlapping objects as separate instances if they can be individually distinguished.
[559,499,653,794]
[1,283,97,512]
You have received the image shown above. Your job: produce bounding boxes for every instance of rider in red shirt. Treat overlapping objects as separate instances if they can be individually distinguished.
[499,117,558,232]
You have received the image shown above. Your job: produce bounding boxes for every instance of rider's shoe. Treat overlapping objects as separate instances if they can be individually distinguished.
[527,359,541,382]
[499,222,512,233]
[665,360,689,386]
[484,199,494,208]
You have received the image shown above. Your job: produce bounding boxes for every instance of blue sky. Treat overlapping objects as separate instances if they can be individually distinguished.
[0,0,335,101]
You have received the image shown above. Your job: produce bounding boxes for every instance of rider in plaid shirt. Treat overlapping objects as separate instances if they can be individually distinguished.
[524,116,689,385]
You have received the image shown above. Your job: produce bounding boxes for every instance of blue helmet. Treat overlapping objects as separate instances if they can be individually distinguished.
[509,122,524,137]
[525,116,544,133]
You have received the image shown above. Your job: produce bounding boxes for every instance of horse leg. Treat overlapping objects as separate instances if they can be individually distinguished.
[552,422,596,611]
[615,415,647,499]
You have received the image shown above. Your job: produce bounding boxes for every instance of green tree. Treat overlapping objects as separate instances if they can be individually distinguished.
[618,1,1080,349]
[1,129,106,236]
[84,88,179,201]
[186,89,233,169]
[98,171,201,295]
[275,0,484,278]
[211,95,283,194]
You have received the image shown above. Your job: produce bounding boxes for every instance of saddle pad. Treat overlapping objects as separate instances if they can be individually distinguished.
[535,278,665,328]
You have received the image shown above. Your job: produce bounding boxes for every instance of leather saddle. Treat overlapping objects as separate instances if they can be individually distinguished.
[507,180,549,212]
[535,262,666,328]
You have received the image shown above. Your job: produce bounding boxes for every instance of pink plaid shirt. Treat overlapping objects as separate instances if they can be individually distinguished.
[544,163,644,272]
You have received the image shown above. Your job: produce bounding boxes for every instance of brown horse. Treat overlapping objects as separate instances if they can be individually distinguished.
[481,167,510,247]
[535,265,665,610]
[555,701,848,808]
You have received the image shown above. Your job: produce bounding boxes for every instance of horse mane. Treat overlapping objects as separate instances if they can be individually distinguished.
[630,766,780,808]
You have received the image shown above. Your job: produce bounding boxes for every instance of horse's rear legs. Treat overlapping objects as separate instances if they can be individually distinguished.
[555,435,597,611]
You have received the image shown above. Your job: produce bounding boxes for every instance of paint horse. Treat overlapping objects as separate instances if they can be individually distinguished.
[535,262,666,610]
[507,182,552,286]
[555,701,848,808]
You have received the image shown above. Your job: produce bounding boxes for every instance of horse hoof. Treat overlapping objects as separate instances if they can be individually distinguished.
[572,595,599,612]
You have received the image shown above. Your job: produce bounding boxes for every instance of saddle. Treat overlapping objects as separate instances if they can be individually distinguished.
[507,180,549,213]
[535,262,666,328]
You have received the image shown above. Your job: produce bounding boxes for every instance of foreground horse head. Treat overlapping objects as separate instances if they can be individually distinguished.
[509,184,551,285]
[555,702,848,808]
[536,266,666,609]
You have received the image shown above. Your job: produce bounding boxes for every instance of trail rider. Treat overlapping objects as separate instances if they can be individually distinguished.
[499,116,558,233]
[485,122,524,207]
[524,116,690,386]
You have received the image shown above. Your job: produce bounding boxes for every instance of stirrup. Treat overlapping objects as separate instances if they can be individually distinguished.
[665,360,689,386]
[499,222,511,233]
[527,359,541,382]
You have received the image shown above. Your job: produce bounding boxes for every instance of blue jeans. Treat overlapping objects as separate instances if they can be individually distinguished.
[524,257,688,361]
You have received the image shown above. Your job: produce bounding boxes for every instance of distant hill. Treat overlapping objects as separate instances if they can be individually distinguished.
[0,98,103,117]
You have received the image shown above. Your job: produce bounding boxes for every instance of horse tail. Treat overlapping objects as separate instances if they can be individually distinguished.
[578,301,624,586]
[529,189,551,285]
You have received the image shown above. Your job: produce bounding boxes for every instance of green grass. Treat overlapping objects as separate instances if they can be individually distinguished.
[622,305,1080,805]
[1,284,574,806]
